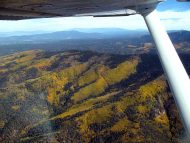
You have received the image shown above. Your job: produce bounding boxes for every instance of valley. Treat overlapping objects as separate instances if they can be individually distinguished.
[0,49,189,143]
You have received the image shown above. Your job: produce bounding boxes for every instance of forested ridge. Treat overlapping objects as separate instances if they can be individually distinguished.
[0,50,189,143]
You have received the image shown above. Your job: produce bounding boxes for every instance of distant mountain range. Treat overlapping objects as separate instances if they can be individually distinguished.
[140,30,190,44]
[0,29,189,56]
[0,30,51,37]
[0,30,104,44]
[73,28,149,37]
[0,28,189,45]
[0,28,148,37]
[0,28,148,44]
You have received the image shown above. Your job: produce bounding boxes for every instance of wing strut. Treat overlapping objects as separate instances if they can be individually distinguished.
[142,9,190,137]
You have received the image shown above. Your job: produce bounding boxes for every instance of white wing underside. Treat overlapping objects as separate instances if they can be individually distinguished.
[0,0,163,20]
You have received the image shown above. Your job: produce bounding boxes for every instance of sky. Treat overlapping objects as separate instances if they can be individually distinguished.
[0,0,189,32]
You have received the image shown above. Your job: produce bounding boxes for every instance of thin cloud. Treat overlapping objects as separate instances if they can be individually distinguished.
[158,10,190,30]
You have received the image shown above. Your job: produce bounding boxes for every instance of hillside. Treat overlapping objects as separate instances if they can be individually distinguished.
[0,50,189,143]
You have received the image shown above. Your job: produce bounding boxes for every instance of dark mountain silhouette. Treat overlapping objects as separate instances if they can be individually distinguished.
[139,30,190,44]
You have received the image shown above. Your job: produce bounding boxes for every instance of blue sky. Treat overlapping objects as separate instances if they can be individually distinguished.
[0,0,189,32]
[157,0,190,11]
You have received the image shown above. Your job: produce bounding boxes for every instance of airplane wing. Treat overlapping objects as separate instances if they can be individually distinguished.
[0,0,163,20]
